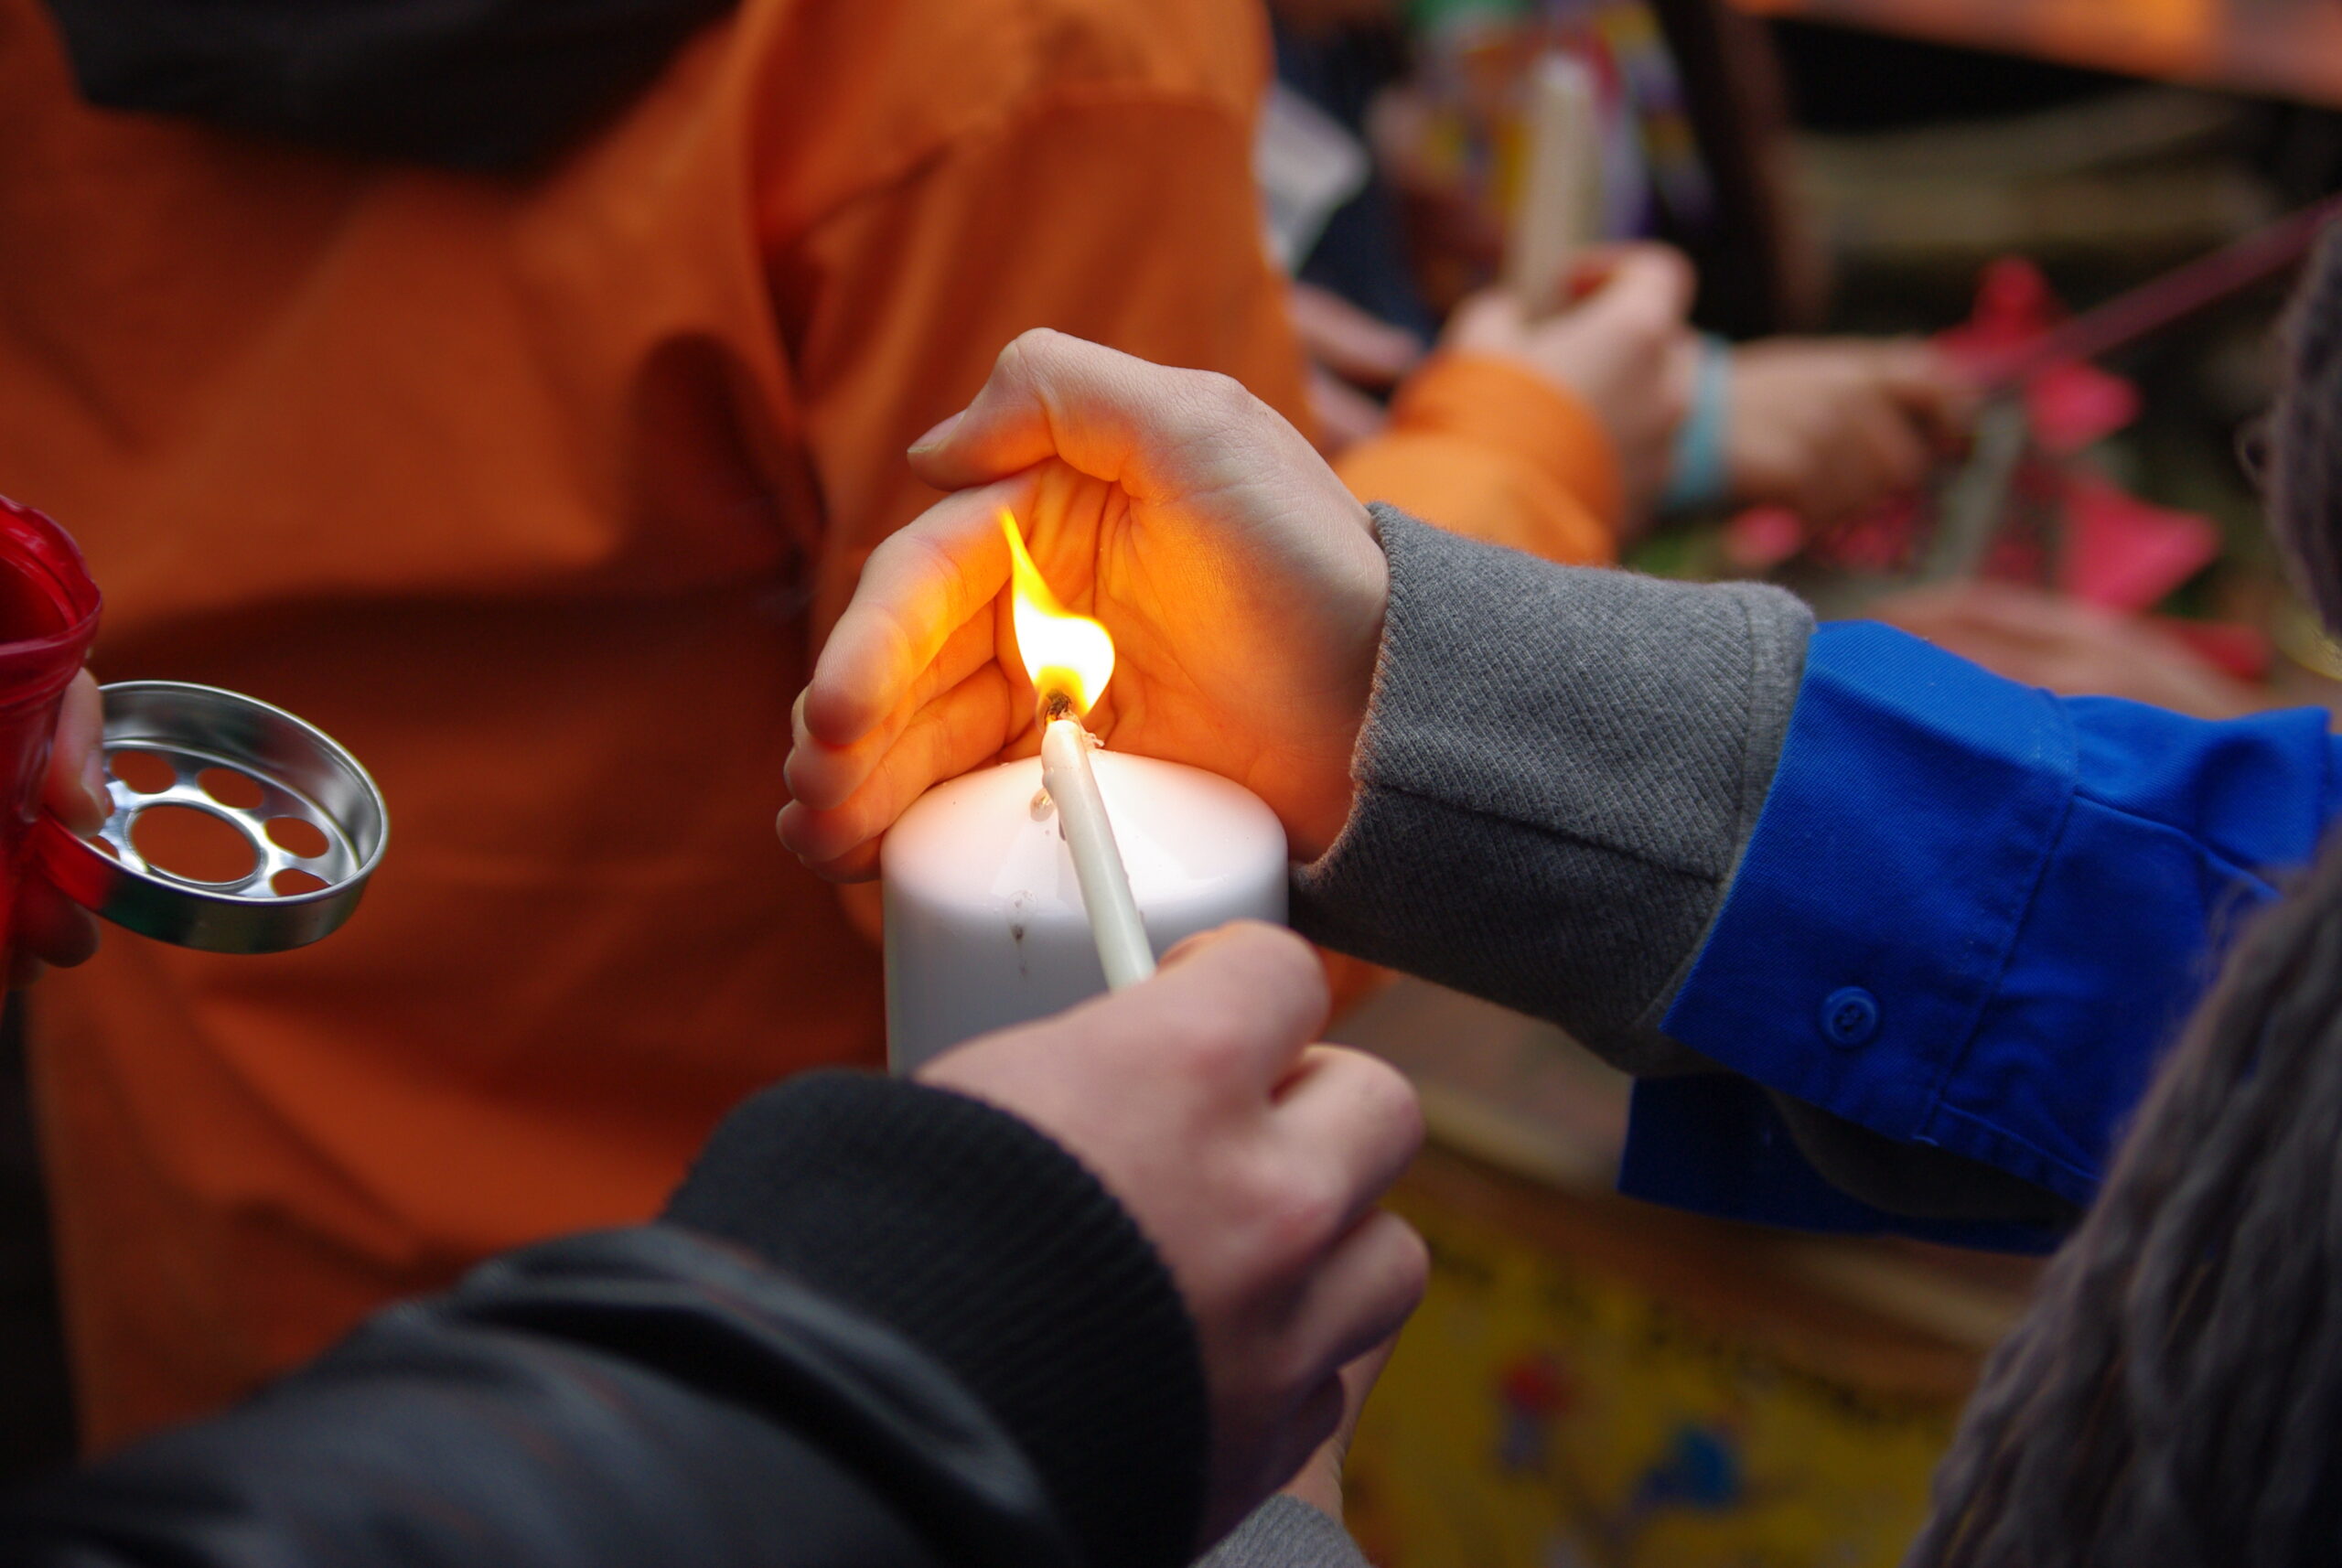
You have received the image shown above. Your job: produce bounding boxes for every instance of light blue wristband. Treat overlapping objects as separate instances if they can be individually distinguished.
[1660,334,1733,512]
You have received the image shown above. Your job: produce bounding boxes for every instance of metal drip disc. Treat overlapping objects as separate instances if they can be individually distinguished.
[34,682,388,953]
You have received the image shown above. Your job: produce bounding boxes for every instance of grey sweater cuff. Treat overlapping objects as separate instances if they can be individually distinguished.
[1195,1497,1370,1568]
[1294,507,1812,1074]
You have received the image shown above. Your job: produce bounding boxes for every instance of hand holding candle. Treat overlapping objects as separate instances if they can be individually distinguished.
[781,330,1392,881]
[918,920,1427,1541]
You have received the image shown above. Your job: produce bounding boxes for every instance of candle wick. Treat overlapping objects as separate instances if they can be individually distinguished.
[1038,687,1079,727]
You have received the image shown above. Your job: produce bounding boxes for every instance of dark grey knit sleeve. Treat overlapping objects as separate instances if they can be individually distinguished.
[1194,1498,1370,1568]
[1293,507,1812,1075]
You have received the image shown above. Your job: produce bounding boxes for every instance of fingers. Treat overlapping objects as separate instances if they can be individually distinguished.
[786,611,1002,811]
[1305,365,1391,456]
[1228,1374,1348,1539]
[1566,242,1696,328]
[1840,395,1933,520]
[779,662,1015,872]
[1273,1045,1424,1234]
[46,671,107,835]
[1290,284,1426,389]
[1338,1334,1402,1420]
[779,828,881,885]
[1873,339,1978,446]
[1286,1209,1430,1391]
[1096,927,1339,1100]
[1438,287,1529,355]
[11,874,99,986]
[800,478,1024,748]
[906,328,1302,505]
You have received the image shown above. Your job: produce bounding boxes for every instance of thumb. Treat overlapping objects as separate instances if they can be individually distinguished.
[1565,242,1696,332]
[1874,341,1978,445]
[906,328,1291,505]
[45,670,107,835]
[1095,920,1331,1089]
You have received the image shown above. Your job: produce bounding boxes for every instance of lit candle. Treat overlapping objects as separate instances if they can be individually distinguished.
[880,513,1288,1073]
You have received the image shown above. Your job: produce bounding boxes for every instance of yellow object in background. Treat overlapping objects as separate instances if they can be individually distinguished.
[1347,1145,2015,1568]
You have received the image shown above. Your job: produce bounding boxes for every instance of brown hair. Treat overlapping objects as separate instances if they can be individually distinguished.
[1910,220,2342,1568]
[1907,827,2342,1567]
[2267,227,2342,633]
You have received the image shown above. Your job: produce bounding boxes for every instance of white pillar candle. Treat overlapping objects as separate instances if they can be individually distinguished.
[882,749,1286,1073]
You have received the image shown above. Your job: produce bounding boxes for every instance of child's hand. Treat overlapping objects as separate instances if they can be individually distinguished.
[1727,338,1973,525]
[1442,244,1699,516]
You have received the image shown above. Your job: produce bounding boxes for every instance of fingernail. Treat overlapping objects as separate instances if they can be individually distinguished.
[74,753,110,833]
[908,411,963,455]
[1158,930,1219,969]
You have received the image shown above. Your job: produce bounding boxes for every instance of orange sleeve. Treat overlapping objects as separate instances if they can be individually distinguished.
[1336,351,1624,566]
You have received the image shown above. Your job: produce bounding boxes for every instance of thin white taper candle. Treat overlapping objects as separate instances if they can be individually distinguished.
[1038,712,1156,990]
[1504,51,1600,318]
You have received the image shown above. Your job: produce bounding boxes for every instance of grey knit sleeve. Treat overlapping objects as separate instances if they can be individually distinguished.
[1293,507,1812,1075]
[1194,1497,1371,1568]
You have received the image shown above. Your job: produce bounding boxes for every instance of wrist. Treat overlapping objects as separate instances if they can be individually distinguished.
[1279,504,1387,864]
[1660,335,1734,512]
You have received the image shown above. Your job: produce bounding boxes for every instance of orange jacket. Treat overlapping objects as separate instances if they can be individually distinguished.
[0,0,1617,1446]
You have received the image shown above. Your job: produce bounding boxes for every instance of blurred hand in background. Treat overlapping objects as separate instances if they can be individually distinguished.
[1442,243,1699,518]
[1289,282,1426,456]
[1727,338,1974,527]
[1869,580,2262,719]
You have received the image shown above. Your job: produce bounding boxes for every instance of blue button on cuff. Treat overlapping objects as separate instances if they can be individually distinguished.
[1821,986,1880,1048]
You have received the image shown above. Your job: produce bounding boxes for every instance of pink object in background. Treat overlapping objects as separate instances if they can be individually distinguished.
[2159,618,2273,682]
[2058,471,2222,612]
[2024,361,2142,456]
[1720,505,1807,572]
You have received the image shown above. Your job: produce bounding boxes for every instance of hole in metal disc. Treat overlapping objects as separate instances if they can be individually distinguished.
[264,817,330,859]
[110,749,177,794]
[131,805,258,886]
[198,768,266,811]
[270,867,330,897]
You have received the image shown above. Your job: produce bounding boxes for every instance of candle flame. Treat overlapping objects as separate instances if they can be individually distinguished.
[1001,510,1115,718]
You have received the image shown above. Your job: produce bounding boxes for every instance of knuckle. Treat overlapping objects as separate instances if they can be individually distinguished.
[1176,368,1262,434]
[1000,326,1066,370]
[1230,921,1328,998]
[992,328,1070,399]
[1357,1053,1426,1147]
[1390,1216,1431,1302]
[1274,1346,1343,1420]
[1164,1001,1256,1084]
[1260,1170,1346,1260]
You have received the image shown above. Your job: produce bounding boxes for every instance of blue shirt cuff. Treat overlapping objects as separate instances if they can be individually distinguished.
[1636,620,2337,1240]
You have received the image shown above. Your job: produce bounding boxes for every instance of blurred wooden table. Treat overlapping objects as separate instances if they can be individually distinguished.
[1728,0,2342,107]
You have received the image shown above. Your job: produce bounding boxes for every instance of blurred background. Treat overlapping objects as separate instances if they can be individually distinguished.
[1273,0,2342,1563]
